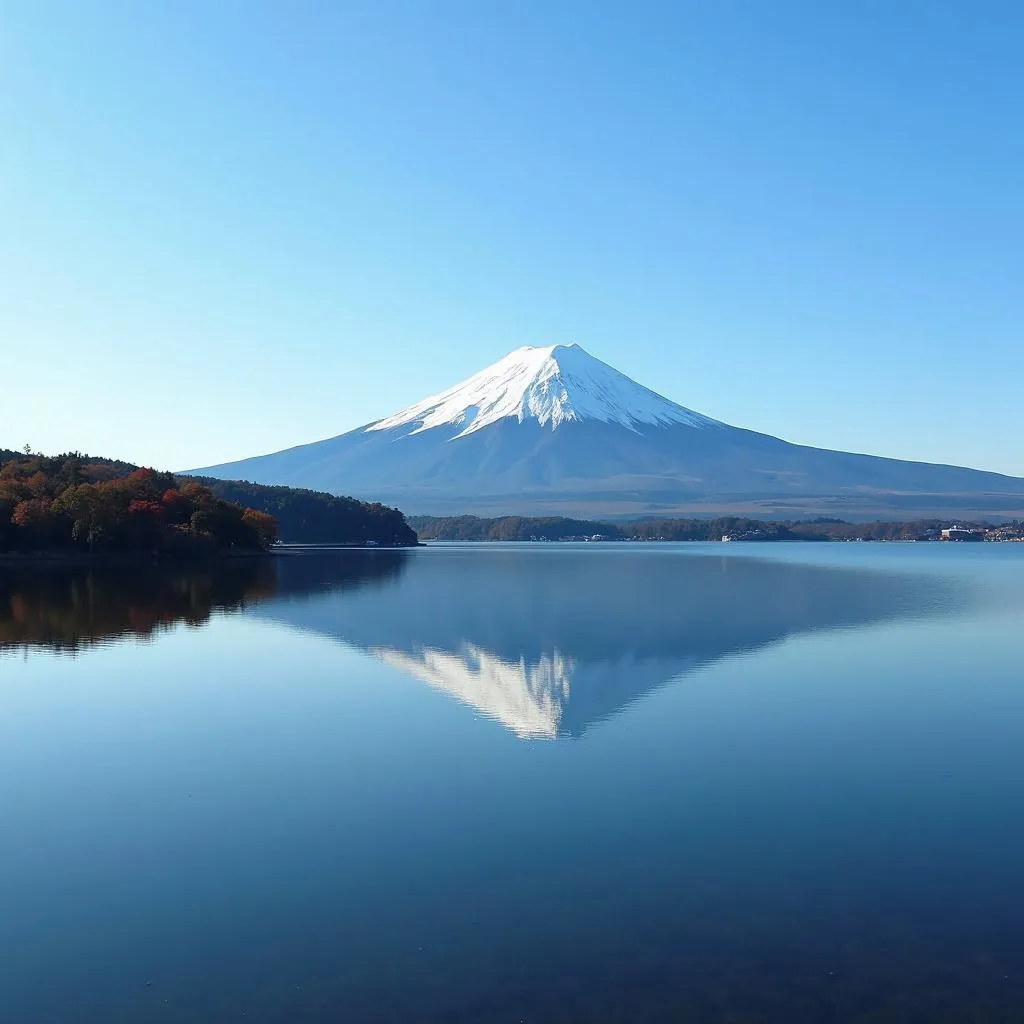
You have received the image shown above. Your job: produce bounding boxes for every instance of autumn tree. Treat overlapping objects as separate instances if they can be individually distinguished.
[51,484,115,550]
[1,449,415,554]
[241,509,279,548]
[161,488,193,525]
[26,472,50,496]
[12,498,53,528]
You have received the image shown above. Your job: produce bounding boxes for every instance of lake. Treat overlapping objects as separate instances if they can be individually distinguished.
[3,543,1024,1022]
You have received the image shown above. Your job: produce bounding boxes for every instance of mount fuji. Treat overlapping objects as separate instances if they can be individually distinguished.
[192,344,1024,518]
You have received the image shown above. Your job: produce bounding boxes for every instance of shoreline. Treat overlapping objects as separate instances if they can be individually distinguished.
[0,543,422,566]
[0,549,276,566]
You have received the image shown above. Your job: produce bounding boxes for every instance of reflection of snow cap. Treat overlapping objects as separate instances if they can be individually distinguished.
[375,644,571,738]
[372,643,703,740]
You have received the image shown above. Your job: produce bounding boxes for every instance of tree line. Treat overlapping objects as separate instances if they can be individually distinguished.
[191,477,418,546]
[0,452,278,555]
[1,450,418,556]
[408,514,1005,543]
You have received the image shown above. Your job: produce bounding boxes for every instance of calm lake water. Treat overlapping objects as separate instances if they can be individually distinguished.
[3,543,1024,1022]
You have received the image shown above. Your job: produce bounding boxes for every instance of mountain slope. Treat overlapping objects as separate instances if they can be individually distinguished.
[190,344,1024,518]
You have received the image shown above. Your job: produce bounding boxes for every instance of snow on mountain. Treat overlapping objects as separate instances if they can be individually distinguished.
[367,343,720,437]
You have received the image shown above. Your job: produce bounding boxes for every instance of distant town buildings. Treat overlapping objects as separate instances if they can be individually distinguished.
[941,525,982,542]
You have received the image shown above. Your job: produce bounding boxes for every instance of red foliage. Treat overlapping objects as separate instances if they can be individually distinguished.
[1,452,275,553]
[127,499,165,520]
[12,498,53,528]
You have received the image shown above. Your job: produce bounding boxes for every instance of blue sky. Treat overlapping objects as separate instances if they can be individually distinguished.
[2,1,1022,474]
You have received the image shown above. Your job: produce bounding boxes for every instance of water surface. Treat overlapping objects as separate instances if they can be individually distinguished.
[3,543,1024,1022]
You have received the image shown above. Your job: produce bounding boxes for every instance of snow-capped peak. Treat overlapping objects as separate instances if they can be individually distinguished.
[366,343,719,437]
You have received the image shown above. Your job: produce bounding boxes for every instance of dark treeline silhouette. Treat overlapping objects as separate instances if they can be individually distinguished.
[0,549,410,653]
[409,514,1012,542]
[408,515,617,541]
[0,450,418,554]
[189,477,418,546]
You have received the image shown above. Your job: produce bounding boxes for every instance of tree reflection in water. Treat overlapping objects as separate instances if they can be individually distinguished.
[0,550,410,654]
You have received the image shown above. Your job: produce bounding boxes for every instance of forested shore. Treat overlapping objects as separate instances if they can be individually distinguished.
[410,514,1024,543]
[1,450,417,557]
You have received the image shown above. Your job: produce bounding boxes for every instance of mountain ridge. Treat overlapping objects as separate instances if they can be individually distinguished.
[189,345,1024,518]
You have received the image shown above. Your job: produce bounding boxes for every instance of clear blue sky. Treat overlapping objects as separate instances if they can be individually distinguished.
[2,1,1022,475]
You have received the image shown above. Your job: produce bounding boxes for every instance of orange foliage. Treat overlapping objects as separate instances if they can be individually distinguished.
[241,508,279,546]
[12,498,53,528]
[26,472,50,496]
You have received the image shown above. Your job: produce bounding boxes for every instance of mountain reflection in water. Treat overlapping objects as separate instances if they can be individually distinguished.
[3,547,964,738]
[255,546,964,738]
